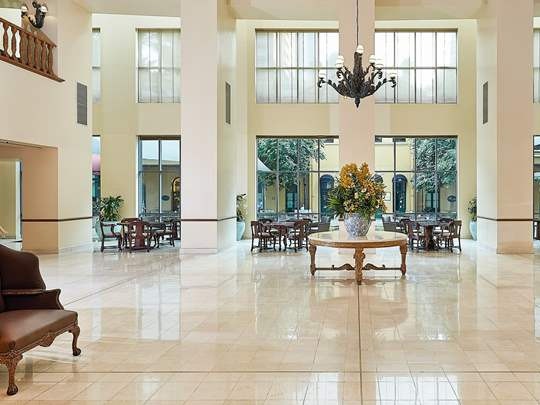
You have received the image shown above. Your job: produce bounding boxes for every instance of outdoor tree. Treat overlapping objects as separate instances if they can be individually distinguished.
[413,138,457,192]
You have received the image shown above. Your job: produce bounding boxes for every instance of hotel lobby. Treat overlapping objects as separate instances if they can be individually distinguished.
[1,0,540,403]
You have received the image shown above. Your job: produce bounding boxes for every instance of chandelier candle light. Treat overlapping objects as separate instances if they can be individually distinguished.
[317,0,397,107]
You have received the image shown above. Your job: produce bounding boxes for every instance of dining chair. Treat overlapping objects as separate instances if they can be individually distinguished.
[98,220,122,252]
[250,221,276,252]
[403,220,422,251]
[124,220,153,252]
[288,220,307,252]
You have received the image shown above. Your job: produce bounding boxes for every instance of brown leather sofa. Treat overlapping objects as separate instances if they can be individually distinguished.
[0,244,81,396]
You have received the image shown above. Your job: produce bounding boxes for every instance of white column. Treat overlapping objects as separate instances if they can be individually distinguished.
[180,0,237,253]
[476,0,534,253]
[338,0,375,168]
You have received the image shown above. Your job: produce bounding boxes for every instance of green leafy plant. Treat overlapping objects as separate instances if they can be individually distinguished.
[236,194,247,222]
[468,197,477,222]
[99,196,124,221]
[327,163,386,219]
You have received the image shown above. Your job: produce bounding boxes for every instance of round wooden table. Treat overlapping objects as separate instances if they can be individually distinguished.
[308,231,408,284]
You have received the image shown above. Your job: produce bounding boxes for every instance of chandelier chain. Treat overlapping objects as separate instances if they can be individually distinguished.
[356,0,359,46]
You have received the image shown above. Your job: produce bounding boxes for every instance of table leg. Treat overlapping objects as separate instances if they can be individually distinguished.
[400,243,407,275]
[354,248,365,285]
[309,244,317,276]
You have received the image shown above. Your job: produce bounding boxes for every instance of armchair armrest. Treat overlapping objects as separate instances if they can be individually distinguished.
[3,289,64,310]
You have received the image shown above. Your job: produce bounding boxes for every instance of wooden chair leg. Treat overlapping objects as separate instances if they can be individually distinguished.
[70,324,82,356]
[3,354,22,396]
[100,238,105,253]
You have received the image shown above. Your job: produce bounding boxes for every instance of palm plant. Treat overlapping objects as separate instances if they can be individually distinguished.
[99,196,124,221]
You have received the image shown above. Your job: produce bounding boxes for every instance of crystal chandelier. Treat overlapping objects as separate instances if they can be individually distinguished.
[317,0,396,108]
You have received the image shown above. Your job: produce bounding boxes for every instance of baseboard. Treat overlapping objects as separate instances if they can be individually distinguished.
[180,248,219,254]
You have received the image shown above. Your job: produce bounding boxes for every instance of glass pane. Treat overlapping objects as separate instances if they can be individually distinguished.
[257,138,278,171]
[279,32,297,68]
[256,31,269,67]
[278,139,298,172]
[375,32,395,67]
[161,172,180,214]
[393,173,415,215]
[298,172,317,218]
[436,69,457,103]
[149,31,161,67]
[416,69,435,103]
[415,139,436,171]
[298,138,319,171]
[535,31,540,70]
[415,172,438,215]
[141,140,159,167]
[279,69,298,103]
[140,172,160,215]
[279,174,298,216]
[300,32,316,67]
[319,173,336,222]
[395,138,414,171]
[396,69,414,103]
[161,31,174,68]
[173,68,181,102]
[162,140,180,166]
[325,32,339,67]
[416,32,436,67]
[375,137,395,171]
[92,30,100,67]
[299,69,316,103]
[174,30,181,66]
[138,31,150,67]
[396,32,415,67]
[256,69,269,103]
[150,68,161,103]
[161,68,174,103]
[138,69,150,103]
[92,68,101,103]
[257,172,277,218]
[319,138,339,171]
[436,32,457,68]
[535,68,540,103]
[375,71,394,103]
[374,172,393,213]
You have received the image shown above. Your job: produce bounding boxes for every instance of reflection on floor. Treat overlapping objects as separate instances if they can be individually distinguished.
[1,240,540,403]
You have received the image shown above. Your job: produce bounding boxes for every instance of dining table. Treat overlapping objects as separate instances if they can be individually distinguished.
[119,220,163,251]
[416,220,441,251]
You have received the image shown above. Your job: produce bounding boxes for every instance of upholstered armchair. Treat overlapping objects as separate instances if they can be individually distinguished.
[0,244,81,396]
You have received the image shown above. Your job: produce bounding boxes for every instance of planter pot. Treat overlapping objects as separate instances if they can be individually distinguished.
[469,220,477,241]
[344,213,371,237]
[236,221,246,241]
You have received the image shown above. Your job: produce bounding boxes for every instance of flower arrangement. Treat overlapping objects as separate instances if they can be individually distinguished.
[328,163,386,219]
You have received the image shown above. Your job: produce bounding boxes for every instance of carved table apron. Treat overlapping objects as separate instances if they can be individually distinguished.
[308,230,408,285]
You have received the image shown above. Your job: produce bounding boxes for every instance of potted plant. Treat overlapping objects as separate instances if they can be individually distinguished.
[236,194,247,241]
[468,197,477,240]
[328,163,386,237]
[99,196,124,222]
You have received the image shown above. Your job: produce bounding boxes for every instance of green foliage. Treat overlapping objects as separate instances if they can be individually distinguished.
[236,194,247,222]
[99,196,124,221]
[468,197,477,222]
[413,139,457,192]
[257,139,326,189]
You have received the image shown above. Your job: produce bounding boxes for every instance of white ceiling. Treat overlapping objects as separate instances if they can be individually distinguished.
[74,0,181,17]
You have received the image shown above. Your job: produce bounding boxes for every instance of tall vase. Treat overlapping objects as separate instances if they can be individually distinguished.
[344,213,371,237]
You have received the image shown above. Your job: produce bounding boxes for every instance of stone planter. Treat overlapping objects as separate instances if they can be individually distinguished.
[469,220,477,241]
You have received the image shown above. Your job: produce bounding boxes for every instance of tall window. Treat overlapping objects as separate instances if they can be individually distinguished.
[92,136,101,217]
[92,29,101,103]
[137,30,181,103]
[375,136,457,218]
[138,138,181,220]
[255,31,339,103]
[374,31,457,104]
[534,30,540,102]
[533,136,540,217]
[256,137,339,222]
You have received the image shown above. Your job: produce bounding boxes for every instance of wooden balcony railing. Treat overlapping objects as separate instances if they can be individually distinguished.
[0,17,63,82]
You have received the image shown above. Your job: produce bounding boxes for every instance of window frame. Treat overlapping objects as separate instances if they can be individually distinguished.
[374,29,458,104]
[255,29,340,104]
[374,135,458,218]
[256,135,339,223]
[136,28,181,104]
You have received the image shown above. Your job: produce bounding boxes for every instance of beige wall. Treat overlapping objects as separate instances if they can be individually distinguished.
[239,18,476,237]
[92,14,181,218]
[0,1,93,252]
[0,160,20,239]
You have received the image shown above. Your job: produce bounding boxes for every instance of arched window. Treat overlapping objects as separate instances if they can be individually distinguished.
[393,174,408,213]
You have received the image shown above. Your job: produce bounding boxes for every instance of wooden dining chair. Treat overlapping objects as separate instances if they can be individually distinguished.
[288,220,307,252]
[250,221,276,252]
[403,219,422,251]
[124,220,153,252]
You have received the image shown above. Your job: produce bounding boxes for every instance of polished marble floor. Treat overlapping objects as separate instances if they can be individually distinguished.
[1,240,540,404]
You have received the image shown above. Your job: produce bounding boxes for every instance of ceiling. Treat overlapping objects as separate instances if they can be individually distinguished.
[3,0,540,20]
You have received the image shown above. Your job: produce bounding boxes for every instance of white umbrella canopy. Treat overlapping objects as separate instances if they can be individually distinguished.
[257,158,271,172]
